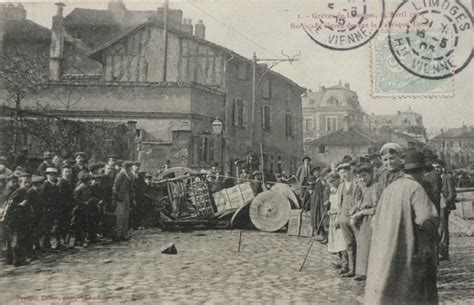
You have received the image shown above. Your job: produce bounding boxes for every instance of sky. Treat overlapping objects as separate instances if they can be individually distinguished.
[5,0,473,131]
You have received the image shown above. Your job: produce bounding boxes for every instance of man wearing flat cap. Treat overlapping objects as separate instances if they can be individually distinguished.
[2,173,34,266]
[296,156,312,186]
[56,165,75,247]
[365,149,439,304]
[112,161,133,241]
[71,152,89,187]
[36,151,56,177]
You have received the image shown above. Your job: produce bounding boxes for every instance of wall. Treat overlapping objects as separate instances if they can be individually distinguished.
[306,143,372,167]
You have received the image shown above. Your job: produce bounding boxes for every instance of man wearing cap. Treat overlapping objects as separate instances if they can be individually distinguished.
[307,167,329,243]
[433,159,456,261]
[99,155,118,176]
[365,149,439,305]
[250,170,266,194]
[422,148,442,214]
[113,161,133,241]
[368,154,384,182]
[377,142,404,196]
[3,173,34,266]
[39,167,60,250]
[335,161,361,278]
[71,152,89,187]
[0,156,12,177]
[296,156,312,186]
[71,172,98,247]
[28,175,45,255]
[36,151,56,177]
[56,165,74,247]
[131,170,147,230]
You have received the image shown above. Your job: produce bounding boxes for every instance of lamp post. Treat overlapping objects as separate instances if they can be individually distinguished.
[212,118,225,173]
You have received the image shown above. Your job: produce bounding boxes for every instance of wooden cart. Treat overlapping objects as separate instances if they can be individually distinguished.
[152,173,218,230]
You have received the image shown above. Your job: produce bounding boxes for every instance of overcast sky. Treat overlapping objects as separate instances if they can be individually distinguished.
[9,0,474,131]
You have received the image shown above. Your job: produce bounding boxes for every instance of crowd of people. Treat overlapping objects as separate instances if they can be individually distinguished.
[294,142,457,304]
[0,152,155,266]
[0,141,464,304]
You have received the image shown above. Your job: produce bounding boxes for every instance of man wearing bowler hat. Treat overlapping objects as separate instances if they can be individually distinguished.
[296,156,312,186]
[422,148,442,214]
[365,149,439,305]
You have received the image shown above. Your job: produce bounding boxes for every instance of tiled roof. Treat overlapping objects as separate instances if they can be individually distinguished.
[4,19,50,42]
[307,128,379,146]
[64,8,156,27]
[87,21,305,93]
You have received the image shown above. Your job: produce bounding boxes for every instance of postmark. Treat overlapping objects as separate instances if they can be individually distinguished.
[301,0,385,50]
[371,30,454,98]
[388,0,473,80]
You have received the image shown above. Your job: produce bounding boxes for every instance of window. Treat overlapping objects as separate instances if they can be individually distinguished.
[237,62,248,80]
[326,116,338,132]
[261,105,271,130]
[277,156,282,173]
[198,135,215,163]
[304,117,313,132]
[232,99,248,128]
[319,145,326,153]
[286,112,294,137]
[262,77,271,99]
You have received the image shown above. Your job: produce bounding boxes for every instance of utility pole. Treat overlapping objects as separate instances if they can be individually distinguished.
[162,0,169,82]
[250,50,301,172]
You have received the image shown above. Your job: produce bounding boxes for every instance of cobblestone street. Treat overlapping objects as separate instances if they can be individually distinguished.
[1,229,473,305]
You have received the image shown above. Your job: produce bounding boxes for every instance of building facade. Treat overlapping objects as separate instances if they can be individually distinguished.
[9,2,305,174]
[369,109,427,142]
[301,82,368,143]
[430,125,474,169]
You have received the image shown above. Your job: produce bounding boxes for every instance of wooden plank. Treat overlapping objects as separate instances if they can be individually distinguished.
[213,182,255,212]
[249,191,291,232]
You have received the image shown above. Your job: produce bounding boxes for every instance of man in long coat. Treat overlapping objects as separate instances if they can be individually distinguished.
[364,149,439,305]
[113,161,133,241]
[295,156,312,186]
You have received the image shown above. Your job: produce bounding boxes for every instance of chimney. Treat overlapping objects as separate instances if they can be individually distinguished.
[5,3,26,21]
[0,4,5,54]
[344,82,350,90]
[108,0,127,11]
[195,20,205,39]
[180,19,193,35]
[50,2,65,81]
[342,115,350,132]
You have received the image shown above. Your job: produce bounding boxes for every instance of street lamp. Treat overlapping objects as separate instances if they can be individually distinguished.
[212,118,223,135]
[212,118,225,173]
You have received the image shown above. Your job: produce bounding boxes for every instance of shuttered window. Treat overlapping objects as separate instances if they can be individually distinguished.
[233,99,248,128]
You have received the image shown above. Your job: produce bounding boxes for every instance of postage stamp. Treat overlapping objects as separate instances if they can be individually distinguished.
[300,0,385,50]
[388,0,473,80]
[371,30,454,98]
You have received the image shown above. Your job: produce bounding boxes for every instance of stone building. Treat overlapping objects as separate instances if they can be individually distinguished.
[304,117,379,166]
[9,2,305,174]
[368,109,427,142]
[430,125,474,168]
[301,82,368,143]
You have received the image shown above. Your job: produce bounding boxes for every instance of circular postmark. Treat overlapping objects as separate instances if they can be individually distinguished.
[303,0,385,50]
[388,0,473,80]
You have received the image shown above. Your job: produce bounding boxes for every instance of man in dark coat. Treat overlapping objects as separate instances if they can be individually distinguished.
[296,156,312,186]
[113,161,133,241]
[39,167,60,250]
[36,151,56,177]
[100,165,116,237]
[3,173,34,266]
[434,159,456,261]
[56,165,74,247]
[422,149,442,214]
[302,168,328,243]
[71,152,89,187]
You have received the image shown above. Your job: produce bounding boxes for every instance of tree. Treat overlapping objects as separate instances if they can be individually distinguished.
[0,52,47,152]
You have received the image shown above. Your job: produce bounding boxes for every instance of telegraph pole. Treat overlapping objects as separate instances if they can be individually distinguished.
[162,0,169,82]
[250,51,301,172]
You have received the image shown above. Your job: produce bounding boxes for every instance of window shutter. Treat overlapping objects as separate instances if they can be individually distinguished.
[268,106,272,130]
[232,99,238,127]
[261,105,265,130]
[292,115,297,138]
[242,100,249,128]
